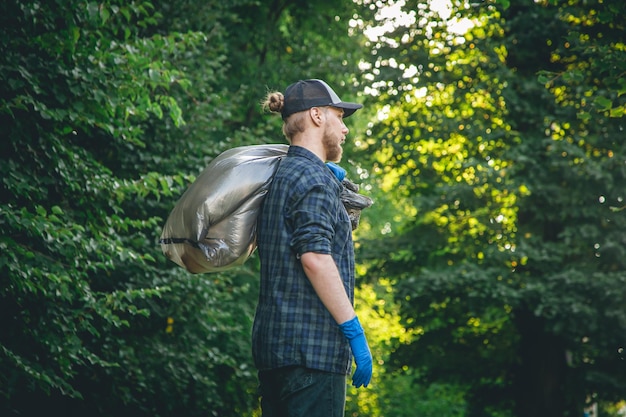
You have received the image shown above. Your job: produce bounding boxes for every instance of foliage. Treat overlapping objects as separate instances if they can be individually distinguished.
[0,0,255,415]
[378,370,470,417]
[344,278,472,417]
[355,0,626,416]
[2,0,624,415]
[0,0,369,415]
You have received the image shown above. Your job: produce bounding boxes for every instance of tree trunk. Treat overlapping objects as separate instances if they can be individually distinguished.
[512,309,578,417]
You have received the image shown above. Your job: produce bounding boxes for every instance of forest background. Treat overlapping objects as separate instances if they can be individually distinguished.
[1,0,625,416]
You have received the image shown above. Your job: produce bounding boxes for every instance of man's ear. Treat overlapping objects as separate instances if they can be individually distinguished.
[309,107,324,126]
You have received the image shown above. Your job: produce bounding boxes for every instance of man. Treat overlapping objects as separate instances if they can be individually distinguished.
[253,79,373,417]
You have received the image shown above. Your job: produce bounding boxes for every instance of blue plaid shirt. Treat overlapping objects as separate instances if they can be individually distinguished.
[252,145,355,374]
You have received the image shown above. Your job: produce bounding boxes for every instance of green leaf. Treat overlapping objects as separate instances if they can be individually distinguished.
[495,0,510,10]
[537,75,549,85]
[100,7,110,24]
[593,96,613,111]
[576,111,591,122]
[618,79,626,97]
[609,105,624,118]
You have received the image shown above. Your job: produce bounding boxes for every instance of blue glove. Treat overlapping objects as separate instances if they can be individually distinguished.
[326,162,347,181]
[339,316,372,388]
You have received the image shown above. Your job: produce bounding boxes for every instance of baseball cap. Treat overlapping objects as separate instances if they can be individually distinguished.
[281,79,363,119]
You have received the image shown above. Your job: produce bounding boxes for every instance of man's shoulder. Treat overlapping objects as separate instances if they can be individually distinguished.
[276,165,339,201]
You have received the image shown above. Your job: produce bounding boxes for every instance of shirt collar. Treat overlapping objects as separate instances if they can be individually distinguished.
[287,145,326,168]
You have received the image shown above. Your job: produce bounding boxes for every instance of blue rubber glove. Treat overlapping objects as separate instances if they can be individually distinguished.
[326,162,347,181]
[339,316,373,388]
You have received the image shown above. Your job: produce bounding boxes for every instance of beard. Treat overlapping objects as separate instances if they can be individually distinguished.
[323,127,343,163]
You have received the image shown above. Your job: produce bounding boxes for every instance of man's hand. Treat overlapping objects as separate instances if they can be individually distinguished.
[339,316,373,388]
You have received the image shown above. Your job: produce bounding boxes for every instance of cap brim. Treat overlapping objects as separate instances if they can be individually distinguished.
[334,102,363,118]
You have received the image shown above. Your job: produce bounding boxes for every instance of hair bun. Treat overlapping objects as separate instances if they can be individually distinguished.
[267,92,284,112]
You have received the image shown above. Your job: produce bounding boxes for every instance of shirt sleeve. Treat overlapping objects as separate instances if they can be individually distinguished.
[288,183,340,256]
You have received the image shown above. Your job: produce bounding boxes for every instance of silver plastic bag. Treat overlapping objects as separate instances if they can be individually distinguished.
[159,144,288,273]
[159,144,373,274]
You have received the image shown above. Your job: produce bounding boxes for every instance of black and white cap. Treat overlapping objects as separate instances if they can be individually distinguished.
[281,79,363,120]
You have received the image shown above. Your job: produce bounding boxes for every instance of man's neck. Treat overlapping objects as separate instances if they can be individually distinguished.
[291,134,326,162]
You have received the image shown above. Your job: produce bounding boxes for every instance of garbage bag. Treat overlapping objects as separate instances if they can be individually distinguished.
[342,178,373,230]
[159,144,373,274]
[159,144,289,273]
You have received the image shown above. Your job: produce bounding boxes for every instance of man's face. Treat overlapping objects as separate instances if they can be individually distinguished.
[322,107,348,163]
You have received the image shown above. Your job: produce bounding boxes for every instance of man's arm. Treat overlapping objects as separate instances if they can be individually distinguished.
[300,251,373,388]
[300,252,355,324]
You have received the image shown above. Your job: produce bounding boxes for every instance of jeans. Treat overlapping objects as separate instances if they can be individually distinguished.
[258,366,347,417]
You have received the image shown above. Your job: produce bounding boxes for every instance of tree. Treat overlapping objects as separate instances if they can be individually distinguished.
[0,1,257,415]
[355,0,626,416]
[0,0,373,415]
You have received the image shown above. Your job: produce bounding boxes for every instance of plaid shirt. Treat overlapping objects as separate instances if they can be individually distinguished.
[252,145,355,374]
